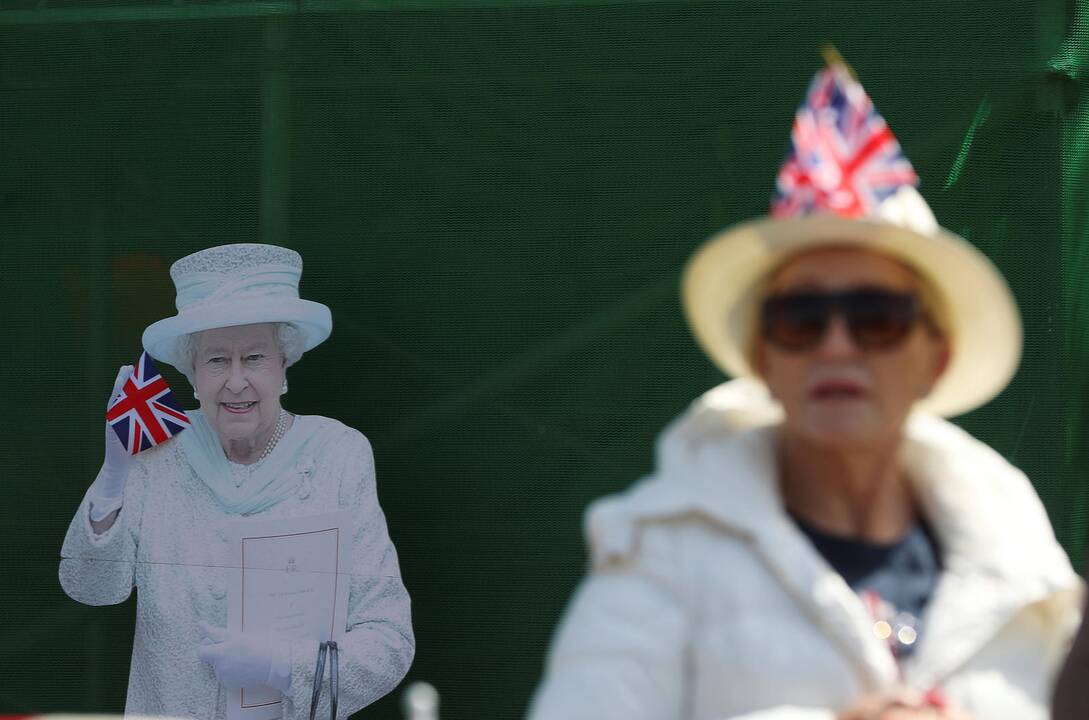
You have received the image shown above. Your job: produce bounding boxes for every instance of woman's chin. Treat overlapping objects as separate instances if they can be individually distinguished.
[794,409,885,449]
[212,412,260,440]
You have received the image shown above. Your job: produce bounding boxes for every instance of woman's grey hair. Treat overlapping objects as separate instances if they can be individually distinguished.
[178,322,306,385]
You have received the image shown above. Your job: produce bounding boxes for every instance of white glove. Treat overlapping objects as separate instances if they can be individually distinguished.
[87,365,134,522]
[197,622,293,693]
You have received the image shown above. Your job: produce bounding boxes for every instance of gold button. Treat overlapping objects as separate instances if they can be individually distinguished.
[872,620,892,639]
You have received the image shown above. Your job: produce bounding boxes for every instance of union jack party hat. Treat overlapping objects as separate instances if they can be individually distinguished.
[771,59,921,222]
[681,55,1021,418]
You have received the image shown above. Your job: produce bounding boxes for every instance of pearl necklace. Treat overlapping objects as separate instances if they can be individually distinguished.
[228,409,289,468]
[257,409,290,463]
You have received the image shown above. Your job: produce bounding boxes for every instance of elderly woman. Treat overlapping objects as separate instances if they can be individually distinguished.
[528,66,1080,720]
[60,244,413,718]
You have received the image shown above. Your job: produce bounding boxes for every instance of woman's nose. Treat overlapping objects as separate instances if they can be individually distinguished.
[816,314,859,357]
[224,360,248,393]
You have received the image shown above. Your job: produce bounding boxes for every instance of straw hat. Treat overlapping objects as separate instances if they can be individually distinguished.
[682,64,1021,418]
[142,243,332,373]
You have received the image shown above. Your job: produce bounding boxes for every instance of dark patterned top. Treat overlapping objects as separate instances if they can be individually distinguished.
[791,513,942,659]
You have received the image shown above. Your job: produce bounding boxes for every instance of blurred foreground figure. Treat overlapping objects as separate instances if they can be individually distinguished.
[60,244,413,718]
[529,61,1081,720]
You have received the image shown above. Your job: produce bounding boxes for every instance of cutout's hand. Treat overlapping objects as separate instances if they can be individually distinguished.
[196,622,292,693]
[88,365,135,520]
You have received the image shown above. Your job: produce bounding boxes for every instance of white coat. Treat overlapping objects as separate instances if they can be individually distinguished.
[529,383,1082,720]
[59,415,414,719]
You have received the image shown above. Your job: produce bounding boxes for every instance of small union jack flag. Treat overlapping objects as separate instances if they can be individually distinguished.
[106,351,190,455]
[772,63,919,218]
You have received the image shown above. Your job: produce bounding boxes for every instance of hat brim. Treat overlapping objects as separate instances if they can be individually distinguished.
[142,297,332,374]
[681,214,1022,418]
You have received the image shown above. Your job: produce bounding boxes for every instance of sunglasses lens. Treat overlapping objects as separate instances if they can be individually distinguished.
[845,291,919,348]
[761,293,831,350]
[760,290,921,351]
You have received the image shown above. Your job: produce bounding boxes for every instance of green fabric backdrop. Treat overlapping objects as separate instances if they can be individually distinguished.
[1,1,1086,717]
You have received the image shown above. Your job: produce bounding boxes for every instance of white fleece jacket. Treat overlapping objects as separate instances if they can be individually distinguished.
[529,380,1081,720]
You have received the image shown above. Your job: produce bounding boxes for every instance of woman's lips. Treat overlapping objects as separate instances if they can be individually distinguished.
[221,401,257,414]
[809,379,867,400]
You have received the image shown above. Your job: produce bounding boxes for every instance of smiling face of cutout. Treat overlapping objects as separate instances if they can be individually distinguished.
[191,323,286,459]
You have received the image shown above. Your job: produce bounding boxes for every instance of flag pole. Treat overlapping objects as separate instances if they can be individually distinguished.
[821,44,857,79]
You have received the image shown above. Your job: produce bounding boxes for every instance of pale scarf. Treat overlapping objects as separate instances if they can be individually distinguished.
[179,409,319,515]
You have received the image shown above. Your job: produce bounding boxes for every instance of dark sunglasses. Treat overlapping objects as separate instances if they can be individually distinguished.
[760,289,925,351]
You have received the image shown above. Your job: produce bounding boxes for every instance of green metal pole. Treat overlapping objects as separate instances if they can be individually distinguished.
[1059,2,1089,566]
[260,17,291,247]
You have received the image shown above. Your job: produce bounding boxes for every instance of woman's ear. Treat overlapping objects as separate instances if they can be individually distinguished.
[935,335,951,376]
[922,337,952,398]
[936,342,951,379]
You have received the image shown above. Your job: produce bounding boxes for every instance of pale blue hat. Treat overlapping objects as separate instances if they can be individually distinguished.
[142,243,332,373]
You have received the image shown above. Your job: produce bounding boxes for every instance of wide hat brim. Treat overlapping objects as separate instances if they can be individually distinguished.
[142,297,332,373]
[681,214,1022,418]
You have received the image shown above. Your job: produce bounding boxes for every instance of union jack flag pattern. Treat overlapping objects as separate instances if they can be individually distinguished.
[106,351,191,454]
[772,64,919,218]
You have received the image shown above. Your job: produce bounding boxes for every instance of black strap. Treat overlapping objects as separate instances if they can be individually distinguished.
[309,640,339,720]
[308,642,328,720]
[328,641,339,720]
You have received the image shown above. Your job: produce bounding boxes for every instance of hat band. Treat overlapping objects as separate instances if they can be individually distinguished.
[175,264,301,312]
